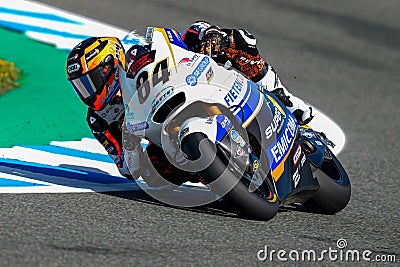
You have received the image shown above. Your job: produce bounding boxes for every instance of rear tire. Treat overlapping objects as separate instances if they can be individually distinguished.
[181,132,279,220]
[303,152,351,214]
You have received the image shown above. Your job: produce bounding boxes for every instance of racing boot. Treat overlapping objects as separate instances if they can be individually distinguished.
[271,87,314,125]
[142,144,190,188]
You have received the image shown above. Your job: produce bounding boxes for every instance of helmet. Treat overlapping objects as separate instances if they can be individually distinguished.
[66,37,126,111]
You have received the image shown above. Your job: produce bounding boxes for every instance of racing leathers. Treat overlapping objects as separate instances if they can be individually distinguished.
[87,22,314,185]
[182,21,313,125]
[86,94,141,180]
[86,94,195,186]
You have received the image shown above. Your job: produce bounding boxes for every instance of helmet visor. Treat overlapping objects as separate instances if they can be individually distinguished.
[70,61,115,100]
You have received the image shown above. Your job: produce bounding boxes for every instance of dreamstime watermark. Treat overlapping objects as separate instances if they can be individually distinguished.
[257,238,396,263]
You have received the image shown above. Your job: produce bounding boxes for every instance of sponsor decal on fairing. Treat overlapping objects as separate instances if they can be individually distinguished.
[267,113,298,170]
[127,121,149,133]
[185,56,210,86]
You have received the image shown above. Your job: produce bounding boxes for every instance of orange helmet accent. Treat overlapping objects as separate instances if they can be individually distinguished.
[67,37,126,111]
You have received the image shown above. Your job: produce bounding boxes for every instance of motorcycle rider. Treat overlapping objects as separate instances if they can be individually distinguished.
[66,22,313,185]
[66,36,189,185]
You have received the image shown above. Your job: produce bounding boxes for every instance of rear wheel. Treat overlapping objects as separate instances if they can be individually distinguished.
[181,132,279,220]
[303,151,351,214]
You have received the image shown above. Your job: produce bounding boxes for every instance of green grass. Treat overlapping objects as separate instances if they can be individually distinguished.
[0,27,91,147]
[0,58,21,95]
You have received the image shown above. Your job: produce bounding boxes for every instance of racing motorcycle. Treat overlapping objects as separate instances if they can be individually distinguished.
[121,27,351,220]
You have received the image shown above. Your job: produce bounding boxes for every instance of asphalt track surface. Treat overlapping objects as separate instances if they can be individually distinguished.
[2,0,399,266]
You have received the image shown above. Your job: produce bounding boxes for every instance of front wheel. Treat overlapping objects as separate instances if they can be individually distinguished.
[303,151,351,214]
[181,132,279,220]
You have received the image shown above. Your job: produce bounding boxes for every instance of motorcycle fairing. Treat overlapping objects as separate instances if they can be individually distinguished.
[215,114,234,143]
[163,28,188,50]
[263,93,298,180]
[274,137,319,203]
[228,79,264,128]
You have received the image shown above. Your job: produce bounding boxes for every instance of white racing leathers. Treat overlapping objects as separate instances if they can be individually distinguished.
[257,65,313,125]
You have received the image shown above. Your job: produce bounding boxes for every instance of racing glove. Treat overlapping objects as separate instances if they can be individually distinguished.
[142,144,191,187]
[199,26,229,58]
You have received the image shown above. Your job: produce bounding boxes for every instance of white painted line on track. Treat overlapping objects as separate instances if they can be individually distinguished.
[0,0,129,50]
[0,146,120,176]
[50,138,109,154]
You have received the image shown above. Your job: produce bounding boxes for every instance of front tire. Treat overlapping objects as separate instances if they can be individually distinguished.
[181,132,279,220]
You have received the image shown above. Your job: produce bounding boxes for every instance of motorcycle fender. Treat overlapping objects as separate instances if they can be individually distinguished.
[178,117,218,144]
[178,114,233,145]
